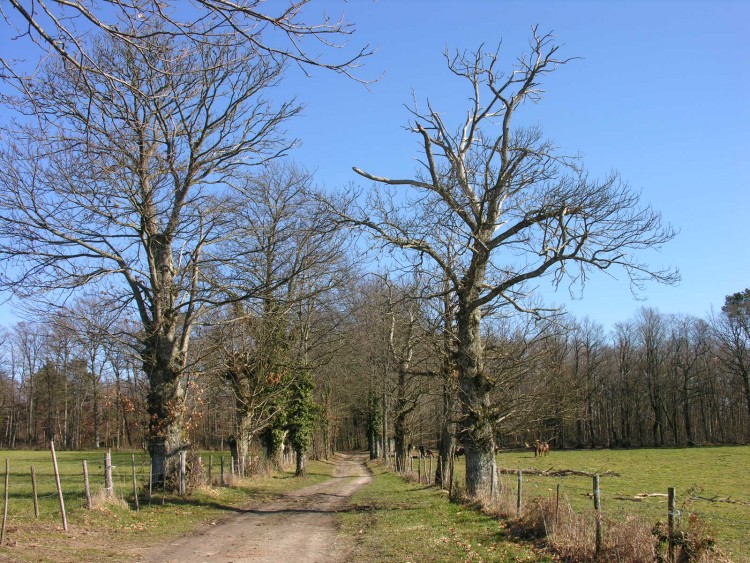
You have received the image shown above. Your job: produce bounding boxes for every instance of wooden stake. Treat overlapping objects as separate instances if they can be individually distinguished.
[31,465,39,518]
[179,451,186,495]
[50,441,68,531]
[131,454,139,511]
[104,449,113,498]
[668,487,676,563]
[1,459,9,546]
[83,461,92,509]
[516,471,523,517]
[593,474,602,555]
[208,455,213,486]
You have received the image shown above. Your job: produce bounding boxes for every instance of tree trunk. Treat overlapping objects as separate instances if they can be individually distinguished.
[435,376,455,488]
[394,414,408,472]
[456,305,498,500]
[144,333,189,490]
[295,446,306,477]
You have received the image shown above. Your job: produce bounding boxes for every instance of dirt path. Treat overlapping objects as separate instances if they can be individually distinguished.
[136,453,370,563]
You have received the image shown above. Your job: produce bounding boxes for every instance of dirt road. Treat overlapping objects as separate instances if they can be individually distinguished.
[138,453,371,563]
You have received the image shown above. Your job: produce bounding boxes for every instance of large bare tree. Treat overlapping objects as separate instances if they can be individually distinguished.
[0,25,299,482]
[348,29,678,499]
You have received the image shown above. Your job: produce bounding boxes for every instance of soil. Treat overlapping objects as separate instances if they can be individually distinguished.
[134,452,371,563]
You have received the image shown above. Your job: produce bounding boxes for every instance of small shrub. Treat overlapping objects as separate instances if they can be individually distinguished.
[184,450,204,492]
[653,513,718,563]
[90,487,128,511]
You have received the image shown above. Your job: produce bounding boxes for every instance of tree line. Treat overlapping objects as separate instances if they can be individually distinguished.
[0,2,744,499]
[1,283,748,457]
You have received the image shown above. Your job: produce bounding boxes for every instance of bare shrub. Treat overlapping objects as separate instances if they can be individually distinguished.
[653,513,723,563]
[505,491,657,562]
[185,450,204,492]
[90,488,128,511]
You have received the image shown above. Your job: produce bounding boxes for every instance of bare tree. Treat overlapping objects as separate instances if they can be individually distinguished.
[347,30,678,498]
[714,290,750,428]
[0,26,299,483]
[1,1,371,85]
[207,163,347,473]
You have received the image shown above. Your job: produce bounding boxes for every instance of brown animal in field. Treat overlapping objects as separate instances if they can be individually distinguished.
[534,439,550,457]
[453,446,465,457]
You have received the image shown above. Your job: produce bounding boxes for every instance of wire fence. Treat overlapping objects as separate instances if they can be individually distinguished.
[386,451,749,562]
[0,443,289,546]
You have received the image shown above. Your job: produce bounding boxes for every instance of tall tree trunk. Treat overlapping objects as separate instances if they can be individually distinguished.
[394,411,408,472]
[435,284,455,488]
[456,305,498,500]
[435,378,455,488]
[144,331,189,489]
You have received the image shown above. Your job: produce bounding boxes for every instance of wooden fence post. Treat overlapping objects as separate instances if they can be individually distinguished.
[31,465,39,518]
[50,441,68,531]
[179,451,186,495]
[555,483,561,532]
[131,455,139,511]
[104,449,113,498]
[668,487,676,563]
[593,474,603,555]
[220,456,225,486]
[148,459,153,506]
[516,471,523,517]
[82,461,92,509]
[208,456,213,486]
[1,459,9,546]
[428,456,433,485]
[449,453,455,499]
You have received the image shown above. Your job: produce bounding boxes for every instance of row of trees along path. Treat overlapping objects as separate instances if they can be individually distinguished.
[0,4,678,501]
[0,1,371,490]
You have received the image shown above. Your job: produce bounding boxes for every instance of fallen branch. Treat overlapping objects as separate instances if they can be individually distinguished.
[692,495,750,506]
[612,493,667,502]
[498,467,620,478]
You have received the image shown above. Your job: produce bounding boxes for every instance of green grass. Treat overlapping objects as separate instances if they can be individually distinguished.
[475,446,749,562]
[3,447,747,561]
[338,461,551,562]
[0,448,333,562]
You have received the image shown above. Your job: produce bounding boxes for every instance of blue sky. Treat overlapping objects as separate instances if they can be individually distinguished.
[0,0,748,330]
[280,0,749,329]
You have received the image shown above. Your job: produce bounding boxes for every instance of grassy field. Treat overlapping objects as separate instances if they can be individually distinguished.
[2,446,747,562]
[0,448,333,562]
[444,445,748,561]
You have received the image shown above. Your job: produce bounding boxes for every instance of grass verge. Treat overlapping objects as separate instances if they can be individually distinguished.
[338,460,552,562]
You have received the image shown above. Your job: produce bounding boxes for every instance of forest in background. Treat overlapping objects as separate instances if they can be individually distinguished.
[1,280,748,459]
